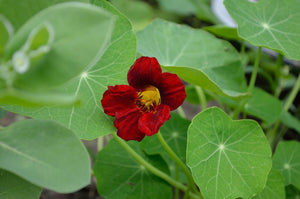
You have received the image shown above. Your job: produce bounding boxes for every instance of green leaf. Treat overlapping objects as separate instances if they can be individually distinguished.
[185,85,201,105]
[0,0,89,31]
[244,88,283,124]
[224,0,300,60]
[203,25,239,40]
[0,169,42,199]
[280,111,300,134]
[187,107,272,199]
[137,19,247,98]
[273,141,300,189]
[157,0,196,15]
[5,2,115,90]
[253,169,285,199]
[0,119,91,193]
[286,185,300,199]
[141,113,189,182]
[2,0,136,139]
[93,139,172,199]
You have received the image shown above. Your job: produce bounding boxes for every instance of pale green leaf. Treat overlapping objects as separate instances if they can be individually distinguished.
[224,0,300,60]
[0,119,91,193]
[2,1,136,139]
[280,111,300,134]
[187,107,272,199]
[253,170,285,199]
[94,139,172,199]
[0,169,42,199]
[137,19,247,98]
[273,141,300,189]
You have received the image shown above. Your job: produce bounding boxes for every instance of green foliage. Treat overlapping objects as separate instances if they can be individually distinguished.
[273,141,300,189]
[224,0,300,60]
[0,169,42,199]
[94,139,172,199]
[203,25,239,40]
[0,119,91,193]
[137,19,247,98]
[2,0,136,139]
[187,107,272,199]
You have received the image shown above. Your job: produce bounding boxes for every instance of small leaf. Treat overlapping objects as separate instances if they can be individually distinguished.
[224,0,300,60]
[253,169,285,199]
[273,141,300,189]
[94,139,172,199]
[0,119,91,193]
[137,19,247,98]
[0,169,42,199]
[244,88,282,124]
[26,23,52,52]
[141,113,189,182]
[280,111,300,134]
[187,107,272,199]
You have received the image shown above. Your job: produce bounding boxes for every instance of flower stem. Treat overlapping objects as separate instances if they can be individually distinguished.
[268,73,300,147]
[111,133,201,199]
[177,106,186,119]
[195,86,207,110]
[156,132,203,198]
[232,46,262,119]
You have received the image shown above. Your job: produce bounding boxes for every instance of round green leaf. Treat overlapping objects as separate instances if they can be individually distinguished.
[5,2,115,90]
[2,1,136,139]
[0,169,42,199]
[0,119,91,193]
[253,169,285,199]
[273,141,300,189]
[94,139,172,199]
[137,19,247,98]
[187,107,272,199]
[224,0,300,60]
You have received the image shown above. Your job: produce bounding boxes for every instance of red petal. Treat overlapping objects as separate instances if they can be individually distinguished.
[114,108,145,141]
[138,104,171,136]
[127,56,162,89]
[101,85,137,116]
[159,73,186,110]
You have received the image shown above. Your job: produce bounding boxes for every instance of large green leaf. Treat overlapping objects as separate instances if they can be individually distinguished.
[273,141,300,189]
[0,119,91,193]
[253,169,285,199]
[137,19,247,98]
[224,0,300,60]
[0,169,42,199]
[187,107,272,199]
[2,0,136,139]
[4,2,115,90]
[0,0,88,31]
[141,113,189,182]
[94,139,172,199]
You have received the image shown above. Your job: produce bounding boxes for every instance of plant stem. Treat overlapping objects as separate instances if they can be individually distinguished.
[268,73,300,147]
[248,46,262,93]
[156,132,203,198]
[174,165,180,199]
[274,54,283,97]
[111,133,201,199]
[232,46,262,119]
[177,106,186,118]
[283,73,300,111]
[195,86,207,110]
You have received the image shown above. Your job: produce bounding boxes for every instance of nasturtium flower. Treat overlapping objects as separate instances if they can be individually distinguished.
[101,56,186,141]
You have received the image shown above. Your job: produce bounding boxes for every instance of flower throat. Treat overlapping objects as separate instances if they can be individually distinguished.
[136,85,161,112]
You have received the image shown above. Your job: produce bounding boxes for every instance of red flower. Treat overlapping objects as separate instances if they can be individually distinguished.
[101,56,186,141]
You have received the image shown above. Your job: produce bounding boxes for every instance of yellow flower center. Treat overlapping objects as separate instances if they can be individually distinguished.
[136,85,161,112]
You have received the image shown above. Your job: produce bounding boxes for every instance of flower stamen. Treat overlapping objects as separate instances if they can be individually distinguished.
[136,85,161,112]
